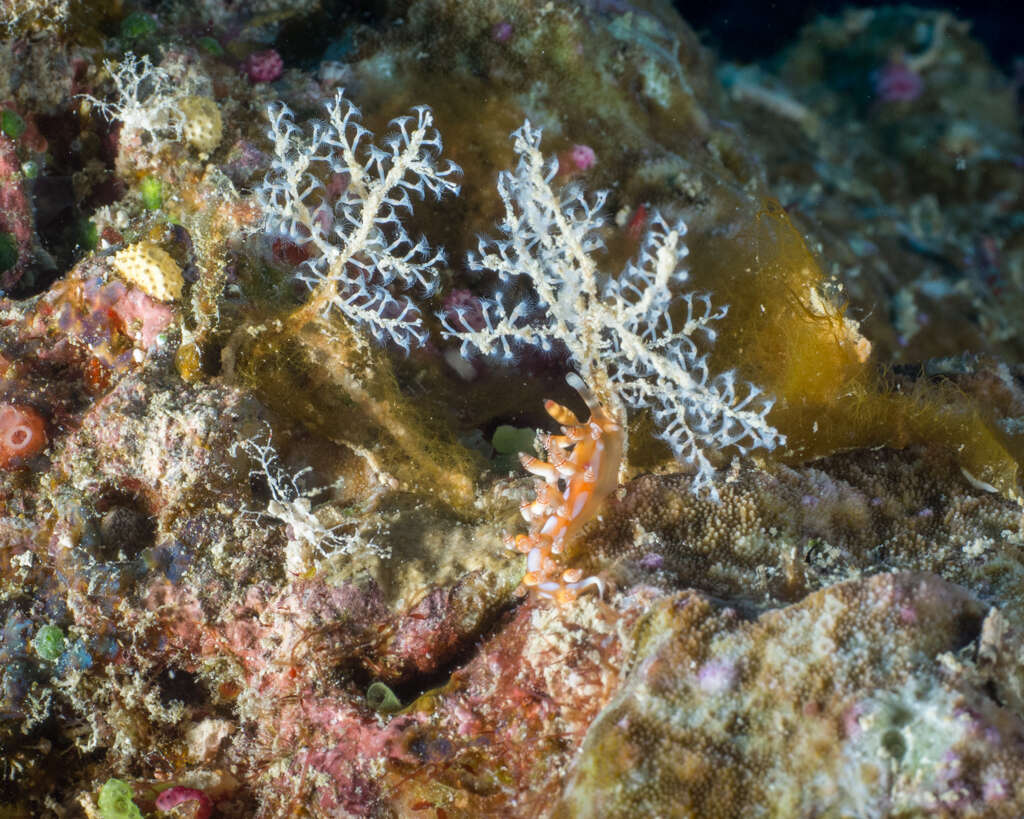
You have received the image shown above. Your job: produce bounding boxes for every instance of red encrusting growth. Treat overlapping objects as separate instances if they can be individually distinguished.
[506,373,623,604]
[0,403,47,468]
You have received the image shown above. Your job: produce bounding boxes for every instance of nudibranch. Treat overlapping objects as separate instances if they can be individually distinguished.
[506,373,624,604]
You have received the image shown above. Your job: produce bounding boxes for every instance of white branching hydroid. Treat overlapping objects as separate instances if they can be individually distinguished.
[441,121,783,497]
[258,90,461,351]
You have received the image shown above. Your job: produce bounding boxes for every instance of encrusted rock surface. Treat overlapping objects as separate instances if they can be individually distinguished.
[0,1,1022,816]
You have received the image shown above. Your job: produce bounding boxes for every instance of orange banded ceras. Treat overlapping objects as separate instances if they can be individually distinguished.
[506,373,624,603]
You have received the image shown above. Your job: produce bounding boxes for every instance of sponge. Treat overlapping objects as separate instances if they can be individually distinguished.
[0,403,46,468]
[110,241,184,302]
[179,95,223,156]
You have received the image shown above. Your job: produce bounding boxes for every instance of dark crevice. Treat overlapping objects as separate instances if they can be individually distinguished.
[353,595,524,710]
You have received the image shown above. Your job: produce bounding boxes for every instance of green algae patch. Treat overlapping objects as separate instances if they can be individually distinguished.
[33,625,66,661]
[97,778,143,819]
[139,176,162,210]
[0,232,17,272]
[367,681,403,714]
[1,110,26,139]
[119,12,157,40]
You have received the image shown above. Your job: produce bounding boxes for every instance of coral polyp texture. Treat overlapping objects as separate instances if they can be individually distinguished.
[2,1,1024,817]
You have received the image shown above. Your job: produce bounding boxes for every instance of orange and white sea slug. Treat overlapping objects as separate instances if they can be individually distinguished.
[506,373,624,604]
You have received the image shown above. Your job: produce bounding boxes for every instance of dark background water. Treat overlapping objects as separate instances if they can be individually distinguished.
[676,0,1019,72]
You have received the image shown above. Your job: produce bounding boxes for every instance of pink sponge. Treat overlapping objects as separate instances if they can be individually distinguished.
[155,786,212,819]
[0,404,46,468]
[243,49,284,84]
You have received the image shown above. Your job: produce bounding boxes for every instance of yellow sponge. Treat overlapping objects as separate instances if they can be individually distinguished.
[110,241,184,302]
[179,95,223,156]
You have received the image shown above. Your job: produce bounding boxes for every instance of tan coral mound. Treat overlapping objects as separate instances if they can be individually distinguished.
[577,447,1024,627]
[556,573,1024,818]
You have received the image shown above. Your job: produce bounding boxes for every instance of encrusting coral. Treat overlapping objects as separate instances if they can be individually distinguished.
[555,573,1023,818]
